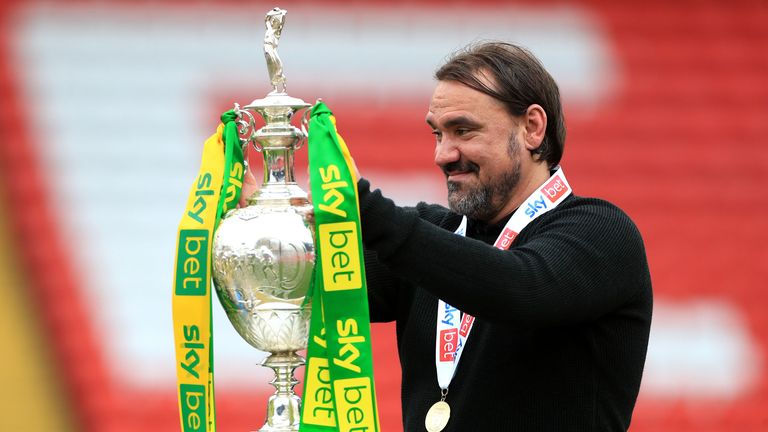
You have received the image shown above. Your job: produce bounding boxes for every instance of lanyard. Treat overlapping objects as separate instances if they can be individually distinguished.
[434,167,572,391]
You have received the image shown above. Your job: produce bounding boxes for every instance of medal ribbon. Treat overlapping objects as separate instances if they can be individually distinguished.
[172,111,244,432]
[435,167,572,391]
[300,101,381,432]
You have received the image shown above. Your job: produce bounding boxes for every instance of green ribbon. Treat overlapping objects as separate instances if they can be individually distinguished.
[300,101,381,431]
[216,110,245,227]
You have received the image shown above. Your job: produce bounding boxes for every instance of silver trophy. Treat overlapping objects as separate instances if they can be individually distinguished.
[212,7,314,431]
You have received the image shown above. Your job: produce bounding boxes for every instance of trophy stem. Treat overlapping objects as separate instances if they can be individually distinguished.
[262,147,295,185]
[259,352,304,432]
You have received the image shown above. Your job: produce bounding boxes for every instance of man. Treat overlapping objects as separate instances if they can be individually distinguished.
[358,42,652,431]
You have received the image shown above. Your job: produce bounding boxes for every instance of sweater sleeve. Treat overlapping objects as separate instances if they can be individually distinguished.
[364,248,402,323]
[358,178,650,327]
[362,186,457,323]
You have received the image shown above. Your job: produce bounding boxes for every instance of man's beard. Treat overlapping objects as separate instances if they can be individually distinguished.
[445,134,522,222]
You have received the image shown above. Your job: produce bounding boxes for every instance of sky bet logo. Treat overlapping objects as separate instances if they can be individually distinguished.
[541,175,569,203]
[459,314,475,338]
[179,383,207,432]
[439,328,458,362]
[175,229,208,296]
[496,228,518,249]
[304,358,336,427]
[319,221,362,291]
[333,377,377,431]
[525,175,569,218]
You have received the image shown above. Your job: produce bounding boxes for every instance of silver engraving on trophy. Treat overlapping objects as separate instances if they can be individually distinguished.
[211,7,313,431]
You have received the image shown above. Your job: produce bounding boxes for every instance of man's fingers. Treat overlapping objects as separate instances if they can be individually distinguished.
[351,156,361,181]
[239,168,259,208]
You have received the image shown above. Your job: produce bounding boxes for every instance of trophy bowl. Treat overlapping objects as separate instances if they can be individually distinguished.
[212,179,314,432]
[212,204,313,354]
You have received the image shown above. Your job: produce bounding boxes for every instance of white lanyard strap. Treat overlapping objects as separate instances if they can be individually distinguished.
[435,167,572,390]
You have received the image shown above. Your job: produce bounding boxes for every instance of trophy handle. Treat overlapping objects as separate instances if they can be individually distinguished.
[294,107,311,151]
[234,102,265,153]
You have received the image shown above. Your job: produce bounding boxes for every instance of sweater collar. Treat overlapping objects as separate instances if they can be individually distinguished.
[464,168,563,237]
[466,212,514,237]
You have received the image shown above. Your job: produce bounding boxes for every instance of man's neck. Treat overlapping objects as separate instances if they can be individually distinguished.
[487,164,551,225]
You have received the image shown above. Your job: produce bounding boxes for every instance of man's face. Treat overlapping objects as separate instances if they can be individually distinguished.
[426,79,523,222]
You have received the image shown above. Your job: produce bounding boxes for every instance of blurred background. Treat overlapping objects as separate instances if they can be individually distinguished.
[1,0,766,431]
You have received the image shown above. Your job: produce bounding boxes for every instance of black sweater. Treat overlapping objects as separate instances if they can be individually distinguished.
[358,179,653,432]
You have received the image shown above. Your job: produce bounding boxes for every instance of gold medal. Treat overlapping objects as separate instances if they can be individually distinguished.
[425,400,451,432]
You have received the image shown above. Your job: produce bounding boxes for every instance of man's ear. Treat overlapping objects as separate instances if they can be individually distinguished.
[523,104,547,152]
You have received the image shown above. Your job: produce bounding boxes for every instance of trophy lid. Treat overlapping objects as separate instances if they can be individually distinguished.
[243,92,310,112]
[242,92,310,127]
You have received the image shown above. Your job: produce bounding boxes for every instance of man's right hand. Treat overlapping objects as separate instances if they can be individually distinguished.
[237,142,261,208]
[238,167,259,208]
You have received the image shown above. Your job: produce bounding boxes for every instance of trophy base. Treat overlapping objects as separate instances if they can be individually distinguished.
[257,352,304,432]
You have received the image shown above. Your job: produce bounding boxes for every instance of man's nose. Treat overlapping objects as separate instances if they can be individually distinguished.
[434,139,460,167]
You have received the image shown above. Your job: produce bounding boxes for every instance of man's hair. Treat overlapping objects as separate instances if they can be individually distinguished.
[435,42,566,168]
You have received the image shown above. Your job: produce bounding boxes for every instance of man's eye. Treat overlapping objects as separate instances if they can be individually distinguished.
[432,130,442,140]
[455,128,470,136]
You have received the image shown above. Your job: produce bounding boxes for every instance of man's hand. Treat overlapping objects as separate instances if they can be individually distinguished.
[350,156,361,182]
[238,166,259,208]
[238,144,259,208]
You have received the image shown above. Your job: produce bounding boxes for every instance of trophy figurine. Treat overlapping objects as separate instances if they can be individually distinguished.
[211,7,314,431]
